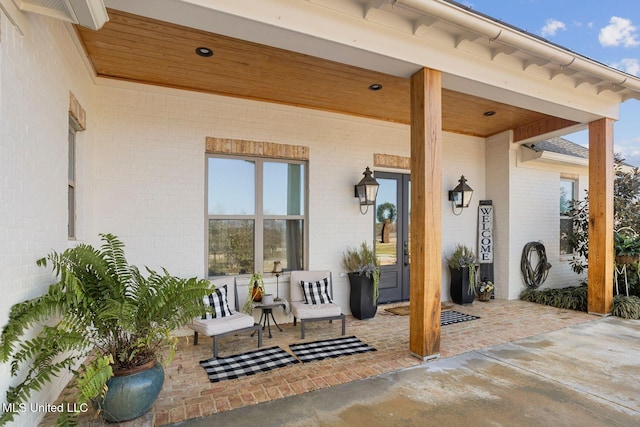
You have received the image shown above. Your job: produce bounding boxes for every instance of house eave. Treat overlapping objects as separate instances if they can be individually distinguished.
[519,146,589,167]
[395,0,640,100]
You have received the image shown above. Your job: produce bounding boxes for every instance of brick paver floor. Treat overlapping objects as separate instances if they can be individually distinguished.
[41,299,596,426]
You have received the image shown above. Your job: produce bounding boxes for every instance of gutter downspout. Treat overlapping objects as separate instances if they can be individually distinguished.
[395,0,640,95]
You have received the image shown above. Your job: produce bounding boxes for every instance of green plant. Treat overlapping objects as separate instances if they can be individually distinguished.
[0,233,213,426]
[446,243,479,294]
[614,229,640,257]
[243,273,266,313]
[519,284,588,312]
[342,241,380,304]
[612,295,640,319]
[570,157,640,276]
[521,284,640,319]
[613,229,640,297]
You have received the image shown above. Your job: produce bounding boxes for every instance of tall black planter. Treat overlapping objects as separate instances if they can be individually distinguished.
[449,266,475,305]
[348,272,377,320]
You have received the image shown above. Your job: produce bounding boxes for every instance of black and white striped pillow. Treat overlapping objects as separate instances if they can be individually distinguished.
[300,278,332,304]
[202,284,233,319]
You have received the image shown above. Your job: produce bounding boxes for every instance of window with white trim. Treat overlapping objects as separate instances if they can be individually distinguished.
[206,155,306,276]
[560,178,576,255]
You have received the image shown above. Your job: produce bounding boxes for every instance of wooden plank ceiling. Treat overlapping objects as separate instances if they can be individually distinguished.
[76,9,566,138]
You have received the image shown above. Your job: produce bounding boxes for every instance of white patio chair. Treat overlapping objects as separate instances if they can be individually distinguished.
[289,270,346,339]
[188,278,262,358]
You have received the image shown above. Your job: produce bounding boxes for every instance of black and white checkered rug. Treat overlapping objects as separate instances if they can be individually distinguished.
[199,346,298,383]
[289,335,376,363]
[441,310,480,325]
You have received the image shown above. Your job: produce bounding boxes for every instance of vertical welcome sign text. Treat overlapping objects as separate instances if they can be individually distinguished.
[478,202,493,263]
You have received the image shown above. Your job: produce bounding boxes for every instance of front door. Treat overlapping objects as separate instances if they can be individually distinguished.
[375,172,410,303]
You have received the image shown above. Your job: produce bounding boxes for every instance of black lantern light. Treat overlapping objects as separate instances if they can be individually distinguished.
[448,175,474,215]
[354,166,379,215]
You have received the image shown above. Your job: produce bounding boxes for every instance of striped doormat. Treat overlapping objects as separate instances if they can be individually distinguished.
[440,310,480,325]
[289,335,376,363]
[385,306,479,325]
[200,346,298,383]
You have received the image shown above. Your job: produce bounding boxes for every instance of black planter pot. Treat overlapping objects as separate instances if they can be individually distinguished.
[449,266,475,305]
[348,272,377,320]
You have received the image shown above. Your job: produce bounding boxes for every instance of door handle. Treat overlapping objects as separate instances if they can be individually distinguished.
[404,241,409,266]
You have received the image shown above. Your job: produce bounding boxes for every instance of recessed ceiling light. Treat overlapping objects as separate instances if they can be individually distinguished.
[195,47,213,57]
[368,83,383,91]
[484,111,496,117]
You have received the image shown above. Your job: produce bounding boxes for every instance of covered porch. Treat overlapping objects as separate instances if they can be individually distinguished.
[70,0,628,358]
[3,2,640,425]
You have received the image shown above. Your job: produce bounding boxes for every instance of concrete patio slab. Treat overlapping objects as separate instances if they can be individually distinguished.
[167,317,640,427]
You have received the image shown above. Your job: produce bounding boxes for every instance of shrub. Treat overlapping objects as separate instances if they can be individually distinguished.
[612,295,640,319]
[521,285,640,319]
[520,285,587,312]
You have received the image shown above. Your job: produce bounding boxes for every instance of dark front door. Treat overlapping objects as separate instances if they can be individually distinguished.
[375,172,410,303]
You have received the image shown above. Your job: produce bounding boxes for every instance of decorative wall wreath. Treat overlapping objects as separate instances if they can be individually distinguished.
[376,202,397,223]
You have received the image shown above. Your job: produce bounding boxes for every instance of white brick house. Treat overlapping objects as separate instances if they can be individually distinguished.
[1,1,637,423]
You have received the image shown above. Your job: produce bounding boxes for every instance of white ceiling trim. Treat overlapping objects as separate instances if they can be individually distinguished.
[13,0,108,29]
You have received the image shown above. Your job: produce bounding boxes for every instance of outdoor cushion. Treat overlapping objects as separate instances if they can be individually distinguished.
[202,284,233,319]
[189,311,255,336]
[300,278,333,304]
[290,300,342,319]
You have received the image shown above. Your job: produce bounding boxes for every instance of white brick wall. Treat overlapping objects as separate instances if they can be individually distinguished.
[514,149,588,290]
[485,131,512,298]
[442,133,487,300]
[93,81,487,308]
[486,131,588,300]
[0,12,95,427]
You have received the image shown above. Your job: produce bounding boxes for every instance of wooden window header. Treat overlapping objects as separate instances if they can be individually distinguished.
[206,137,309,160]
[374,153,411,170]
[69,92,86,131]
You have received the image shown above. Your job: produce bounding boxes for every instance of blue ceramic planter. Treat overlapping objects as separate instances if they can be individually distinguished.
[99,362,164,423]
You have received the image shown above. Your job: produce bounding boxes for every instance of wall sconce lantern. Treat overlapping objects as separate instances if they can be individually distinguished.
[354,166,379,214]
[448,175,474,215]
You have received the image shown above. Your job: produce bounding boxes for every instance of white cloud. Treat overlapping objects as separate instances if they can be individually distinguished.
[599,17,639,47]
[541,19,566,37]
[615,138,640,167]
[611,58,640,76]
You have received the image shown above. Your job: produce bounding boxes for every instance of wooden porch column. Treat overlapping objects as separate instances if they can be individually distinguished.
[409,67,442,359]
[588,118,614,314]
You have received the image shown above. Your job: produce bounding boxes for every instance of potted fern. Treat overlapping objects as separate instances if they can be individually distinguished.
[342,241,380,320]
[446,243,479,304]
[0,233,213,426]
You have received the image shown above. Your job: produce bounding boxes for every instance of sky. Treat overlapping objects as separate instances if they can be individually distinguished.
[461,0,640,166]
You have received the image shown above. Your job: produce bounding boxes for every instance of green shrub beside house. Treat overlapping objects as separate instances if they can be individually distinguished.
[521,157,640,319]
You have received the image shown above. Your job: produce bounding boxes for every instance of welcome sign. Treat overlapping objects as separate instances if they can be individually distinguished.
[478,202,493,263]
